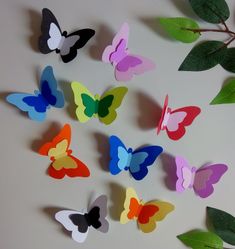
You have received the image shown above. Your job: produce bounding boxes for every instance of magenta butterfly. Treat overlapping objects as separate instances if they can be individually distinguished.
[102,23,155,82]
[175,156,228,198]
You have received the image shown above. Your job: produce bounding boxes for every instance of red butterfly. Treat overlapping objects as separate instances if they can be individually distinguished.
[157,95,201,140]
[39,124,90,179]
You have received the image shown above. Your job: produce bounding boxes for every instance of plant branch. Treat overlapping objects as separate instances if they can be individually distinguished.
[183,28,235,36]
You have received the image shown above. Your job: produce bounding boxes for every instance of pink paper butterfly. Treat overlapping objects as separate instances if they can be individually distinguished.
[175,156,228,198]
[102,23,155,81]
[157,95,201,140]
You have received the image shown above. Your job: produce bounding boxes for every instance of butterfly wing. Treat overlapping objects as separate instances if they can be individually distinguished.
[166,106,201,140]
[120,187,140,224]
[102,22,129,63]
[175,156,196,192]
[157,95,169,135]
[40,65,64,108]
[39,8,62,54]
[71,82,96,123]
[60,29,95,63]
[193,164,228,198]
[109,135,130,175]
[88,195,109,233]
[55,210,89,243]
[129,146,163,181]
[115,54,155,81]
[138,201,174,233]
[98,87,128,125]
[6,93,47,121]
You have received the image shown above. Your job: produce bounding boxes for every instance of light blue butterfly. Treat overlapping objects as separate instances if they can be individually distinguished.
[6,66,64,122]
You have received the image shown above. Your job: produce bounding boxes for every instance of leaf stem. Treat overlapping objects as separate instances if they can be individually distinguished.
[183,28,235,36]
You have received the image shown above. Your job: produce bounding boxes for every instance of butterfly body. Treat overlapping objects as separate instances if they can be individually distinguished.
[55,195,109,243]
[175,156,228,198]
[157,95,201,140]
[39,8,95,63]
[109,135,163,180]
[71,82,127,124]
[120,188,174,233]
[6,66,64,122]
[39,124,90,179]
[102,23,155,81]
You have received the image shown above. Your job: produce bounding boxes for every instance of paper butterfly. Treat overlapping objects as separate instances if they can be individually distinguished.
[38,124,90,179]
[38,8,95,63]
[175,156,228,198]
[55,195,109,243]
[157,95,201,140]
[102,22,155,81]
[6,66,64,122]
[120,187,174,233]
[71,82,128,125]
[109,135,163,180]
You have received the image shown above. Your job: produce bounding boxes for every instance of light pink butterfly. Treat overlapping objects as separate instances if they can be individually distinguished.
[175,156,228,198]
[102,23,155,81]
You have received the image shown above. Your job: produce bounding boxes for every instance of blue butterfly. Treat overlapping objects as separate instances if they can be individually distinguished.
[6,66,64,121]
[109,135,163,180]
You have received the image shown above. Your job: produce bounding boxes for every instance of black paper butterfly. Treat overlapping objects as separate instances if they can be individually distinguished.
[55,195,109,243]
[38,8,95,63]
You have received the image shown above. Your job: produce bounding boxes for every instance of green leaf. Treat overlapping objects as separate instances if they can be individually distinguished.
[179,41,227,71]
[159,17,200,43]
[220,48,235,73]
[210,79,235,104]
[177,230,223,249]
[189,0,230,24]
[207,206,235,245]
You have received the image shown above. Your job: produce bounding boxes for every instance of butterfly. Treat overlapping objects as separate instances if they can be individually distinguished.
[102,22,155,81]
[120,187,174,233]
[71,82,128,125]
[38,8,95,63]
[55,195,109,243]
[6,66,64,122]
[38,124,90,179]
[157,95,201,140]
[175,156,228,198]
[109,135,163,180]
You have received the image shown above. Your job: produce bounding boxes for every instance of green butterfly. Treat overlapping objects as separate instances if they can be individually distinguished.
[71,82,128,125]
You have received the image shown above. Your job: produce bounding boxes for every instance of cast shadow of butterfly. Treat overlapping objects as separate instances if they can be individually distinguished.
[170,0,199,19]
[160,153,178,191]
[139,17,172,41]
[31,122,61,152]
[41,206,71,237]
[108,182,126,221]
[93,132,110,172]
[27,9,41,52]
[89,24,114,61]
[135,91,162,130]
[59,80,77,120]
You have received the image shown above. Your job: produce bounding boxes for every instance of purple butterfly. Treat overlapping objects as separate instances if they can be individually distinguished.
[102,23,155,82]
[175,156,228,198]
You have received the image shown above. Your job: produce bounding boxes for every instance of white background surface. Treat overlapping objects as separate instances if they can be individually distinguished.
[1,0,235,248]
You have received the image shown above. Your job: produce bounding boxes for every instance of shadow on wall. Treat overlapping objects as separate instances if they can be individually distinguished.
[135,90,162,130]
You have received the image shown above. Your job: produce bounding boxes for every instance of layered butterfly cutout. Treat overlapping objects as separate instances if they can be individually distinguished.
[175,156,228,198]
[39,8,95,63]
[6,66,64,122]
[120,187,174,233]
[102,22,155,81]
[71,82,128,125]
[39,124,90,179]
[109,135,163,180]
[55,195,109,243]
[157,95,201,140]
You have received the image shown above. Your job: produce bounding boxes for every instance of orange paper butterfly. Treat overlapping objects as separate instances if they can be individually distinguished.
[120,187,174,233]
[39,124,90,179]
